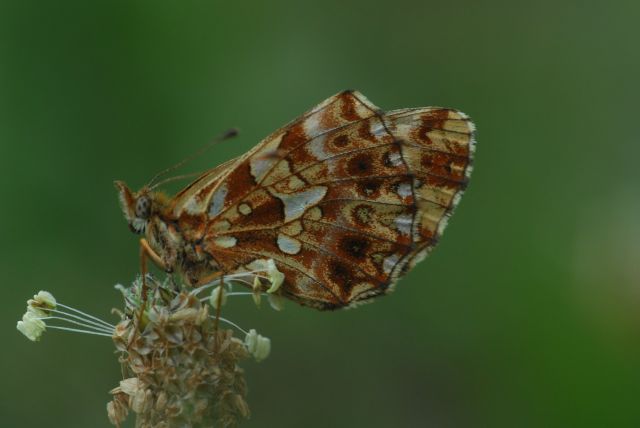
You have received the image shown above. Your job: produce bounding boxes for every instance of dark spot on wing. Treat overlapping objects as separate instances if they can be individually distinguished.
[347,153,373,176]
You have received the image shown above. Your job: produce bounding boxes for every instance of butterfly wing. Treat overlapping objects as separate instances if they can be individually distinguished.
[179,91,475,309]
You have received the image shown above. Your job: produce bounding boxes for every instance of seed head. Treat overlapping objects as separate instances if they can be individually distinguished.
[109,279,252,427]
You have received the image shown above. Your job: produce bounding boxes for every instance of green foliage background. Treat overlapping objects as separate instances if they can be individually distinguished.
[1,1,638,427]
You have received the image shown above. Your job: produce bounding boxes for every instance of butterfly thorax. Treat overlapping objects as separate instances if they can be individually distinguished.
[115,181,219,285]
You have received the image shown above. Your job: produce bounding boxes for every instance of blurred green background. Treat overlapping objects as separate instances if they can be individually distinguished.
[1,1,639,427]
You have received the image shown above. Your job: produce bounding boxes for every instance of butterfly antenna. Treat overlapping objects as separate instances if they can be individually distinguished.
[148,170,208,191]
[146,128,239,189]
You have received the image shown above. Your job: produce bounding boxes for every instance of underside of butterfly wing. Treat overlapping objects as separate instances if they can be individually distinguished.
[174,91,475,309]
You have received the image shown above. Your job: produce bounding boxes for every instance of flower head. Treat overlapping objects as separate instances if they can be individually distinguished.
[17,290,115,342]
[16,290,59,341]
[244,329,271,362]
[16,311,46,341]
[29,290,57,309]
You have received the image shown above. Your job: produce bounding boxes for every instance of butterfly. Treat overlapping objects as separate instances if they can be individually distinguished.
[115,90,475,310]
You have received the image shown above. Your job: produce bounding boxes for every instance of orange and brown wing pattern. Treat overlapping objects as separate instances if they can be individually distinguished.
[179,91,475,309]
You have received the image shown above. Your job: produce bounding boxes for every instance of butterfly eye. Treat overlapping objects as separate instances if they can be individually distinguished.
[135,195,151,219]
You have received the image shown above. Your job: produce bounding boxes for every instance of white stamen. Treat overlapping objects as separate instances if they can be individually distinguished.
[45,325,114,337]
[38,316,114,334]
[45,307,115,331]
[211,316,248,335]
[56,303,115,329]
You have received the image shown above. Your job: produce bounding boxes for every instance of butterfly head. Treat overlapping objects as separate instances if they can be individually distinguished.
[114,181,155,234]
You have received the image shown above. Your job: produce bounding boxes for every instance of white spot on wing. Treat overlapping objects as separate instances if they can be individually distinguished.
[183,197,202,215]
[238,203,252,215]
[303,114,321,136]
[214,236,237,248]
[277,233,302,255]
[395,213,413,235]
[270,186,328,222]
[388,151,403,167]
[370,120,387,136]
[307,135,329,159]
[211,219,231,232]
[249,136,282,182]
[397,182,412,198]
[383,253,401,274]
[251,157,277,183]
[208,183,228,217]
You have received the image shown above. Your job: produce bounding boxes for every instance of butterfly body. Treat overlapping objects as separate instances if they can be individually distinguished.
[116,91,476,310]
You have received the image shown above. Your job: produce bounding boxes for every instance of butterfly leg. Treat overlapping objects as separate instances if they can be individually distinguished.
[139,238,166,301]
[134,238,166,335]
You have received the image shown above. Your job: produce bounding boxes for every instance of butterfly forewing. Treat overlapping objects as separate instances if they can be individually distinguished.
[175,91,475,309]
